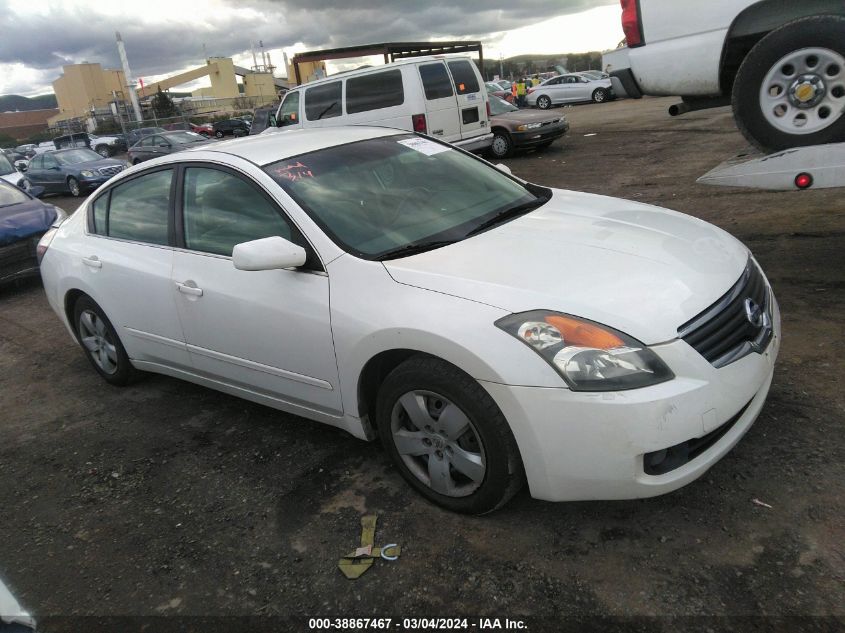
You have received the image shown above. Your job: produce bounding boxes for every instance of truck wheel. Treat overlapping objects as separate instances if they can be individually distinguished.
[732,15,845,152]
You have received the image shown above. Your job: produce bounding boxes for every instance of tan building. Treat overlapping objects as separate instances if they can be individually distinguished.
[50,63,126,126]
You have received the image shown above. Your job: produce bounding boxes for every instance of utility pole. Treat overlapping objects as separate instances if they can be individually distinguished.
[115,31,143,124]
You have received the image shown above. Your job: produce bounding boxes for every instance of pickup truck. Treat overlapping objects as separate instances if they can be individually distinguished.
[604,1,845,151]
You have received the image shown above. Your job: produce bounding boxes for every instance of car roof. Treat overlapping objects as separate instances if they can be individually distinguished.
[292,55,474,89]
[183,126,405,166]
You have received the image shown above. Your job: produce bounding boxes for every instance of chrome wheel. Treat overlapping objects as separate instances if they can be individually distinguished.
[390,390,486,497]
[760,47,845,135]
[78,309,118,374]
[67,177,81,197]
[537,95,551,110]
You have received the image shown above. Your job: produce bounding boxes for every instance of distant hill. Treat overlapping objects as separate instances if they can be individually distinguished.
[0,94,58,112]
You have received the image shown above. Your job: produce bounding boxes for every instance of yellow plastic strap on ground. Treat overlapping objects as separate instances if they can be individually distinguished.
[338,515,378,579]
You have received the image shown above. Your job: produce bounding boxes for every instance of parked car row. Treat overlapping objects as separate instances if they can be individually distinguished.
[18,148,127,197]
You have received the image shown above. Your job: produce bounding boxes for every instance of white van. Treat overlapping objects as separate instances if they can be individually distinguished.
[264,56,493,152]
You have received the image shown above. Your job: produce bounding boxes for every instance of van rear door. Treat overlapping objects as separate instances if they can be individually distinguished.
[417,62,460,143]
[445,59,487,141]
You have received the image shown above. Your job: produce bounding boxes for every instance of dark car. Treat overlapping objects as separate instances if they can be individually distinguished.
[212,119,250,138]
[126,127,167,147]
[0,180,64,285]
[128,130,210,164]
[248,106,277,135]
[487,95,569,158]
[22,148,126,197]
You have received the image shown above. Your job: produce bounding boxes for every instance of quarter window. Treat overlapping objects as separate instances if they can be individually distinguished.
[107,169,172,245]
[91,194,108,235]
[304,82,342,121]
[419,63,454,100]
[181,167,292,256]
[447,60,480,95]
[346,70,404,114]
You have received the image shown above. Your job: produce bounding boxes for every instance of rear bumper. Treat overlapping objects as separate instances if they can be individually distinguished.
[453,132,493,153]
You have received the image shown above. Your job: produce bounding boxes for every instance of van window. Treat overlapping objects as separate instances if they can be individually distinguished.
[419,63,454,100]
[278,92,300,127]
[305,82,342,121]
[447,60,480,95]
[346,69,404,114]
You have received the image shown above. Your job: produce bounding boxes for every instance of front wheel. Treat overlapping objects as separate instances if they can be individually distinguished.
[536,95,552,110]
[592,88,608,103]
[490,131,514,158]
[733,15,845,151]
[67,177,81,197]
[73,296,140,386]
[215,130,224,138]
[376,356,524,514]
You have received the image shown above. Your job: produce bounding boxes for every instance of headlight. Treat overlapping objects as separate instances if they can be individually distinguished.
[495,311,674,391]
[80,170,95,177]
[516,122,543,131]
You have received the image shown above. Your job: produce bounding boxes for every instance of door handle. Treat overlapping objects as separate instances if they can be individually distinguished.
[82,256,102,268]
[176,281,203,297]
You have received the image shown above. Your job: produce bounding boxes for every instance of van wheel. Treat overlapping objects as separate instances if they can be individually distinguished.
[592,88,608,103]
[537,95,552,109]
[490,131,514,158]
[376,355,524,514]
[733,15,845,151]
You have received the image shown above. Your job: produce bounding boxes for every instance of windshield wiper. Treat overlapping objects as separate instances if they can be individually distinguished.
[376,239,457,261]
[465,197,548,237]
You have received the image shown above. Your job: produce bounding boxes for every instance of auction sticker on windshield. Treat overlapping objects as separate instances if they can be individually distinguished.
[397,138,450,156]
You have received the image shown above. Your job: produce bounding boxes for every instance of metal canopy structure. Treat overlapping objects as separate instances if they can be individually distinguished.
[291,41,484,84]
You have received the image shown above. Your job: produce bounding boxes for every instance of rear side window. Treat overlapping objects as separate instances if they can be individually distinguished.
[447,60,480,95]
[305,82,342,120]
[106,169,172,245]
[418,63,453,100]
[346,70,404,114]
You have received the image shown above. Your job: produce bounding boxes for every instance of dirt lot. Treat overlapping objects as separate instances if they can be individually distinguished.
[1,97,843,629]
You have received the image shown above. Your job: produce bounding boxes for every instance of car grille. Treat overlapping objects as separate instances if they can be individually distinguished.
[678,259,772,368]
[98,165,124,177]
[0,235,40,282]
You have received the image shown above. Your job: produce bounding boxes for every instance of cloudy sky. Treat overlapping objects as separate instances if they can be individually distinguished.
[0,0,622,97]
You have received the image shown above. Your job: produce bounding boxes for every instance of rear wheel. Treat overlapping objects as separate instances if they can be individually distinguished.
[490,131,514,158]
[67,177,81,197]
[73,296,139,386]
[95,145,111,158]
[592,88,608,103]
[733,15,845,151]
[376,355,524,514]
[536,95,552,110]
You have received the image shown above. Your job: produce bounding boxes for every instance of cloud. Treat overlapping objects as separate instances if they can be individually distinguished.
[0,0,617,94]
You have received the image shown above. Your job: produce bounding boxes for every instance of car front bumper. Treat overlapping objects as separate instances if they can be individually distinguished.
[481,297,781,502]
[511,122,570,148]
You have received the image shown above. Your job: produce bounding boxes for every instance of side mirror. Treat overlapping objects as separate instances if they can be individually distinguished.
[15,161,27,172]
[495,163,512,176]
[29,185,45,198]
[232,236,307,271]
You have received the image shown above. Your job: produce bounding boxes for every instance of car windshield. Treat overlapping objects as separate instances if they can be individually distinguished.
[489,96,518,115]
[263,134,550,259]
[0,154,14,176]
[0,181,29,207]
[55,149,102,165]
[165,131,205,144]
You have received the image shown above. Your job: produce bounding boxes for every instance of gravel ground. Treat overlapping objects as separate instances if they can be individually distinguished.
[1,97,843,631]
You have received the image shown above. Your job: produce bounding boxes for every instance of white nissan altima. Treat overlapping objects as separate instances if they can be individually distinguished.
[38,127,780,514]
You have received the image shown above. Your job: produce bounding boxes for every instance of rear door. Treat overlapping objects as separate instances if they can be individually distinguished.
[418,62,460,142]
[445,59,486,140]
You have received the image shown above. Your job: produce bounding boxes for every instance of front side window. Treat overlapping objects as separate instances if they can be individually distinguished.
[42,155,58,169]
[419,63,454,100]
[182,167,292,256]
[447,60,480,95]
[346,70,404,114]
[263,134,547,259]
[29,155,43,170]
[304,82,342,121]
[278,92,300,126]
[107,169,172,245]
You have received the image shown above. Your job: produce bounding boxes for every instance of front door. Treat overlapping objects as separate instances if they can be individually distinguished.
[171,165,342,415]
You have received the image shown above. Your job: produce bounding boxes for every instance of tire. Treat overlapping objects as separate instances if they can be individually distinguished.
[67,177,81,197]
[73,296,140,386]
[376,355,524,514]
[215,130,224,138]
[732,15,845,152]
[95,145,111,158]
[592,88,608,103]
[490,131,514,159]
[536,95,552,110]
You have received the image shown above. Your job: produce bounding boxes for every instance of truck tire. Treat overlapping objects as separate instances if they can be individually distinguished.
[732,15,845,152]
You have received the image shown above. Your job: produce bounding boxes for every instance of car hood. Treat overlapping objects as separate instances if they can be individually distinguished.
[383,190,749,344]
[0,198,57,246]
[492,109,566,125]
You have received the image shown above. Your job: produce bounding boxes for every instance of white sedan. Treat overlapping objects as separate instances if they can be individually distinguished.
[38,127,780,514]
[525,73,615,108]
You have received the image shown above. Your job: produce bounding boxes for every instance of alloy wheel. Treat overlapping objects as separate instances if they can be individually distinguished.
[78,309,118,375]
